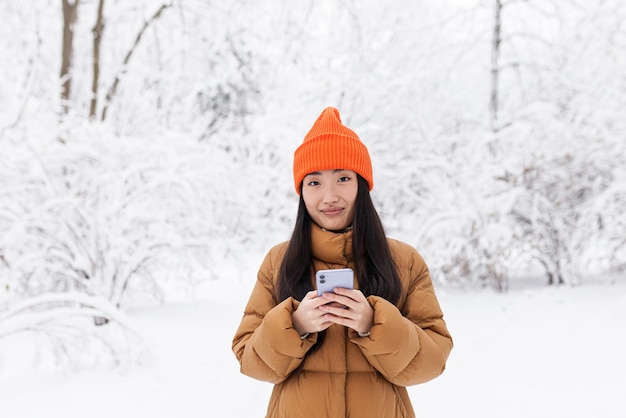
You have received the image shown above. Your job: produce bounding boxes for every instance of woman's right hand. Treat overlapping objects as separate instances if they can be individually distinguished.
[292,290,334,335]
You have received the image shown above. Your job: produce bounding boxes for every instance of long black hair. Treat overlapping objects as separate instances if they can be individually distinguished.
[277,175,402,305]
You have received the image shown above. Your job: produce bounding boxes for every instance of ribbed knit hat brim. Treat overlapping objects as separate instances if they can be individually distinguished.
[293,107,373,194]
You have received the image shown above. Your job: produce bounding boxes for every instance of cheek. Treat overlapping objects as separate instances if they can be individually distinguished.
[345,190,358,216]
[302,192,318,214]
[304,201,316,216]
[346,188,358,206]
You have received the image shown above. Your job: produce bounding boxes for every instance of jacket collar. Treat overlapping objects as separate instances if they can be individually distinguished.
[311,222,353,265]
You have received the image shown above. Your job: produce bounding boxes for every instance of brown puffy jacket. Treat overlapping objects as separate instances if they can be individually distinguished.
[232,224,453,418]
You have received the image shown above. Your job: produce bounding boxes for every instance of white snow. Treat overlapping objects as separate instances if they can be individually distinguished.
[1,278,624,418]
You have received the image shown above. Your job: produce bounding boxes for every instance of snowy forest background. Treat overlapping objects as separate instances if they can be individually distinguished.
[1,0,625,378]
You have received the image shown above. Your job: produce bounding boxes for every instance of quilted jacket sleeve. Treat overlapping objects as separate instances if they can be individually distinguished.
[232,247,317,384]
[349,244,453,386]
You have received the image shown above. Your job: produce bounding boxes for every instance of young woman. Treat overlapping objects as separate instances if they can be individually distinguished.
[232,107,453,418]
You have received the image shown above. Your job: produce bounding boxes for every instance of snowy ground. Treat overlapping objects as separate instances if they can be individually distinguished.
[1,278,625,418]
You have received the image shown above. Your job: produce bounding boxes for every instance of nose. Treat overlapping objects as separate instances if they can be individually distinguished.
[322,184,339,204]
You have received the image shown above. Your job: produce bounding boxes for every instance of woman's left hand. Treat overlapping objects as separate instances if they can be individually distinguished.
[318,288,374,335]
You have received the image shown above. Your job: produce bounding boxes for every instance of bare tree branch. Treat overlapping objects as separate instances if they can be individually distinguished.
[100,3,172,121]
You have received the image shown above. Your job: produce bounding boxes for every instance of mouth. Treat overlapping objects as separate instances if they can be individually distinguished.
[321,207,343,216]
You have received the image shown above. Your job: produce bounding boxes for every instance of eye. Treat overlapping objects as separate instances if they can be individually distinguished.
[306,180,320,186]
[338,176,351,183]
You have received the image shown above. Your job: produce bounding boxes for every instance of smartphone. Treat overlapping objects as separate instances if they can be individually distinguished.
[316,268,354,296]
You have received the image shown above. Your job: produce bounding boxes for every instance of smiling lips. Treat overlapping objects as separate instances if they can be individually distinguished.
[321,207,343,216]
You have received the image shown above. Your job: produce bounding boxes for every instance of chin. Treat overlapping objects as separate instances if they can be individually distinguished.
[323,223,350,232]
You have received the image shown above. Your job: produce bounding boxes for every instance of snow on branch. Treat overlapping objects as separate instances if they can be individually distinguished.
[0,292,148,371]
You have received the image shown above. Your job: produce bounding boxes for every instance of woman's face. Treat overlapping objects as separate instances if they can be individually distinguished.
[301,169,358,232]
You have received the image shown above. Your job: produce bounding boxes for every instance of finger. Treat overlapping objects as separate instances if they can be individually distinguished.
[321,292,358,310]
[323,308,372,334]
[324,313,356,328]
[310,295,336,308]
[332,287,366,301]
[325,301,348,309]
[319,304,357,320]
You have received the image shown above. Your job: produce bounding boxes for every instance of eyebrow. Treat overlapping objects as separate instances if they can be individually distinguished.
[307,169,347,176]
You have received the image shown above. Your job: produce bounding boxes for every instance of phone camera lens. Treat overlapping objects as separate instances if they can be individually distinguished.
[320,275,325,279]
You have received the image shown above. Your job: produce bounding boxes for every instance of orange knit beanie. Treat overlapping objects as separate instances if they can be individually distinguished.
[293,107,373,194]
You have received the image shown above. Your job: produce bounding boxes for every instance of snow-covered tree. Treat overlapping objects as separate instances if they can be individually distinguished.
[1,0,625,372]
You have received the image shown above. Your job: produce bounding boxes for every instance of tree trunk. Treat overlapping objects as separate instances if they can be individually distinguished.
[60,0,80,114]
[489,0,502,132]
[89,0,106,119]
